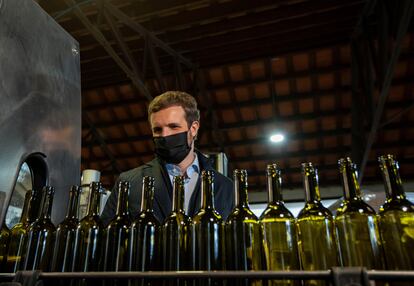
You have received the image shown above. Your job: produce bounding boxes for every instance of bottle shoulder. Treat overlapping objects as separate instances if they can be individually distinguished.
[226,206,259,223]
[192,209,223,224]
[108,215,131,229]
[260,203,294,220]
[336,199,376,216]
[164,211,192,226]
[297,201,333,219]
[57,218,79,230]
[79,215,104,229]
[131,211,160,227]
[28,219,56,232]
[379,198,414,214]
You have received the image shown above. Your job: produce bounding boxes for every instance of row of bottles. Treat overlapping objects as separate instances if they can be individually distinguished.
[0,154,413,283]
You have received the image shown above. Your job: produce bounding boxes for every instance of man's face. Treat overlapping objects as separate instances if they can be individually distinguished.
[150,105,199,144]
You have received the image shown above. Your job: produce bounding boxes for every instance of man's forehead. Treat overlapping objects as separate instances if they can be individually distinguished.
[150,106,186,124]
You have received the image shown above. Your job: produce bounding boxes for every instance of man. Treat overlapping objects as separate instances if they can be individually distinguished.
[101,91,234,225]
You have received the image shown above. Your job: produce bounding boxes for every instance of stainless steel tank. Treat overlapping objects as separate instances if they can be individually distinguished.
[0,0,81,226]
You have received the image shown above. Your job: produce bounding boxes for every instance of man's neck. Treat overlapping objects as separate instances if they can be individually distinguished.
[178,150,196,174]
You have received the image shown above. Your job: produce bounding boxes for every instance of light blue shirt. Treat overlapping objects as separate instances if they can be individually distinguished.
[166,154,200,213]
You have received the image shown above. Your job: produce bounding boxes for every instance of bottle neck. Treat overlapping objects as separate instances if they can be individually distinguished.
[140,176,155,212]
[266,164,283,204]
[87,182,102,216]
[379,155,406,200]
[40,186,55,220]
[339,159,362,200]
[234,170,249,207]
[25,189,41,224]
[66,186,80,219]
[201,170,215,210]
[116,181,130,216]
[302,164,321,203]
[172,176,185,213]
[19,190,32,223]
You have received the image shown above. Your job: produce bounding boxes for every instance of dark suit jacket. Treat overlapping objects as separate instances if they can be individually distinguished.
[101,151,234,226]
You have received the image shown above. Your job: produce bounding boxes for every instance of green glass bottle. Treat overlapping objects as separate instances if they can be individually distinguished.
[378,154,414,270]
[104,181,131,271]
[51,185,81,272]
[162,176,192,273]
[297,163,339,286]
[0,222,11,270]
[73,181,105,272]
[260,164,300,286]
[225,169,264,286]
[6,189,40,272]
[128,176,160,272]
[335,158,383,269]
[23,186,56,271]
[190,170,224,285]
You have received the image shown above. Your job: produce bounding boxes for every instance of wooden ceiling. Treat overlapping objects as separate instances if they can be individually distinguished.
[38,0,414,193]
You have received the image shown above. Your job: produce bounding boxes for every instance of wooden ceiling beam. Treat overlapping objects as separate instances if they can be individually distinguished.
[82,138,414,165]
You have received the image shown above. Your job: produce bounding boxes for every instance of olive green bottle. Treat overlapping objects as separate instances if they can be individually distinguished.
[51,185,81,272]
[162,176,192,273]
[297,163,339,286]
[260,164,300,286]
[0,222,11,270]
[225,169,264,286]
[335,158,383,269]
[104,181,131,271]
[6,189,40,272]
[190,170,224,286]
[128,176,160,271]
[23,186,56,271]
[378,154,414,270]
[73,182,105,271]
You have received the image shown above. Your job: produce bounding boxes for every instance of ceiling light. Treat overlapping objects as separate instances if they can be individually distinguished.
[270,133,285,143]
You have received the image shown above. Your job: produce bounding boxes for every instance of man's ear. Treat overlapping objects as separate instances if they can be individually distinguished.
[190,121,200,139]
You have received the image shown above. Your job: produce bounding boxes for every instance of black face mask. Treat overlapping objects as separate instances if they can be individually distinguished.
[153,131,192,164]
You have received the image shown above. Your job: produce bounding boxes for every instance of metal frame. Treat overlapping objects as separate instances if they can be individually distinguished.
[350,0,414,182]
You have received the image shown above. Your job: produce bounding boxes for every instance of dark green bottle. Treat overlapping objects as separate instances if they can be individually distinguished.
[51,185,81,272]
[0,222,11,270]
[260,164,300,286]
[6,189,39,272]
[225,169,264,286]
[378,155,414,270]
[128,176,160,271]
[73,182,105,271]
[162,176,192,272]
[335,158,383,269]
[297,163,339,286]
[104,181,131,271]
[23,186,56,271]
[190,170,224,286]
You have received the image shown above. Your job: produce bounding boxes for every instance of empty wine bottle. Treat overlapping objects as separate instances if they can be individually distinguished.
[163,176,192,286]
[6,189,40,272]
[190,170,224,286]
[0,222,11,270]
[128,176,160,272]
[73,182,105,272]
[260,164,300,286]
[378,155,414,270]
[297,163,339,286]
[104,181,131,271]
[23,186,56,271]
[225,169,264,286]
[51,185,81,272]
[335,158,383,269]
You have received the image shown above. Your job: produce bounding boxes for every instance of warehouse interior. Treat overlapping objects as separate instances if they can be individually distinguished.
[36,0,414,204]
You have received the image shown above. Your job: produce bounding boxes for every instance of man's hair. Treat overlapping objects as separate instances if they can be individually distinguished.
[148,91,200,127]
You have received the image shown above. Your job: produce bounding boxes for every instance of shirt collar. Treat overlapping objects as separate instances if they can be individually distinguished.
[166,153,200,178]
